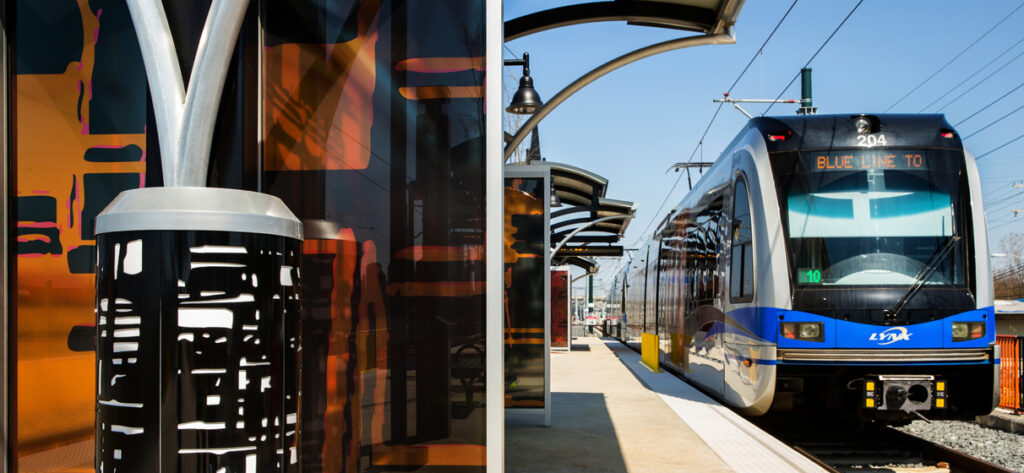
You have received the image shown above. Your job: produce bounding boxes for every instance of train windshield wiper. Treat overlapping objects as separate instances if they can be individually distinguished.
[884,235,961,321]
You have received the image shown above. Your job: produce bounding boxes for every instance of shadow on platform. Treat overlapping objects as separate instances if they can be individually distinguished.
[506,392,628,473]
[605,339,721,408]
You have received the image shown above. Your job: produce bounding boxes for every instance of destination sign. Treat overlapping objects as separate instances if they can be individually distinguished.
[555,246,624,257]
[810,150,927,172]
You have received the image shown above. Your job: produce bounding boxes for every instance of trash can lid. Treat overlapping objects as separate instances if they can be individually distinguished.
[96,187,303,240]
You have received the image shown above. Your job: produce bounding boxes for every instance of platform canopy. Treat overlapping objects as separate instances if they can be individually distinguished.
[510,160,635,265]
[562,256,599,274]
[505,0,746,41]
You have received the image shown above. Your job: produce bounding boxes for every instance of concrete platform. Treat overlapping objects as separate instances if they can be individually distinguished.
[977,408,1024,434]
[505,337,825,473]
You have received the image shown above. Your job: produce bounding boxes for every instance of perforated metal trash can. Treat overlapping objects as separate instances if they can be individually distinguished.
[94,187,303,473]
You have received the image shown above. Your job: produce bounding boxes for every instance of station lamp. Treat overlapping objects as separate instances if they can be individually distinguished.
[504,52,543,114]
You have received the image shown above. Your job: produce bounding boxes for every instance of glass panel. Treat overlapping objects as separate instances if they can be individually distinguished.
[742,245,754,296]
[261,0,487,470]
[773,149,966,287]
[13,1,149,470]
[503,177,545,408]
[730,180,751,299]
[730,246,744,300]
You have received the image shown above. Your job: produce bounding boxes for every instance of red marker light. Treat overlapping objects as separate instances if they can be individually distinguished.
[941,131,955,139]
[768,134,787,142]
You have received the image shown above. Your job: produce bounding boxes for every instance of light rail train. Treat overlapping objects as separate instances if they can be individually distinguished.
[610,114,999,422]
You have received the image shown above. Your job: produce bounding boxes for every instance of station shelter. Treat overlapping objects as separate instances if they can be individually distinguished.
[503,160,633,425]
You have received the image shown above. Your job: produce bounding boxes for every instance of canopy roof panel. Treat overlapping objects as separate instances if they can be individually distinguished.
[508,161,635,262]
[506,0,746,41]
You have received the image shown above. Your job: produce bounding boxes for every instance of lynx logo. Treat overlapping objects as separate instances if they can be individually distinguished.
[869,327,912,346]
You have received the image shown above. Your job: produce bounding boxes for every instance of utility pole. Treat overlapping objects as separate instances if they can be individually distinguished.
[1013,183,1023,216]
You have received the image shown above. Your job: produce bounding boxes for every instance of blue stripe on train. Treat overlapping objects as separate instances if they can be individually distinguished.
[726,306,995,349]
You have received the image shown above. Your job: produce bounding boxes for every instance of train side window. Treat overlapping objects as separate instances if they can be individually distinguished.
[730,177,754,301]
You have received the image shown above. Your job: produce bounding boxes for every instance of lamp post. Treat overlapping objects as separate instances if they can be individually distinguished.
[505,52,544,164]
[504,52,544,114]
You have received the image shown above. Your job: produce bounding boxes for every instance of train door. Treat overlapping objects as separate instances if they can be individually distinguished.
[722,171,778,412]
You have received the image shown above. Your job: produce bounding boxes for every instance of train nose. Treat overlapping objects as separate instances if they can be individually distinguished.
[885,385,908,409]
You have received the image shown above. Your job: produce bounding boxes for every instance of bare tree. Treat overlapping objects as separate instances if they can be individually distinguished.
[994,232,1024,299]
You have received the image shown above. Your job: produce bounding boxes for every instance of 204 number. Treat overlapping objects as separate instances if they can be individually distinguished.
[856,134,887,147]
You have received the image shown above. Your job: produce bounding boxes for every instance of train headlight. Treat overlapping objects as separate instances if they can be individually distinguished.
[951,322,985,342]
[799,323,821,340]
[854,117,872,134]
[781,322,824,342]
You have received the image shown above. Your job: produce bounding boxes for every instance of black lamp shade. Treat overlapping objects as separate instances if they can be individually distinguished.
[507,75,543,114]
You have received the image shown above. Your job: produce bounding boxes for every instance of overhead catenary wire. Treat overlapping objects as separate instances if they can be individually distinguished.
[953,78,1024,128]
[763,0,864,116]
[626,0,800,248]
[962,101,1024,140]
[924,33,1024,112]
[938,48,1024,112]
[885,0,1024,112]
[976,130,1024,160]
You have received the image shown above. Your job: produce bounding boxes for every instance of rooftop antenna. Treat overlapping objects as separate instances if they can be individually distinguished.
[715,67,817,117]
[667,161,713,190]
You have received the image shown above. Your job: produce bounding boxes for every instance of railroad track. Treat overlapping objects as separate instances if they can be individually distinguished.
[607,335,1019,472]
[764,421,1016,473]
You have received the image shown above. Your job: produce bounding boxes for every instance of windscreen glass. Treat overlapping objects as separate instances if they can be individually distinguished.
[772,149,967,287]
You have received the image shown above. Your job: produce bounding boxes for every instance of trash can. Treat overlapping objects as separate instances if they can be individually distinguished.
[94,187,303,472]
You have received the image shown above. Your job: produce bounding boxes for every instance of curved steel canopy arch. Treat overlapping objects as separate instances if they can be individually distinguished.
[504,33,734,161]
[505,0,746,41]
[502,0,746,162]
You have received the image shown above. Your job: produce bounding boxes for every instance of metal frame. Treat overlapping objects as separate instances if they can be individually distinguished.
[0,2,9,469]
[485,0,503,469]
[504,166,552,427]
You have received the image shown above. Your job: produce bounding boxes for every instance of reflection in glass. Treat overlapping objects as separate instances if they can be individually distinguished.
[262,0,487,470]
[503,178,546,408]
[13,1,149,470]
[774,149,966,288]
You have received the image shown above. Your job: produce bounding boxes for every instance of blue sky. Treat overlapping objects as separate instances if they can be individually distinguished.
[504,0,1024,292]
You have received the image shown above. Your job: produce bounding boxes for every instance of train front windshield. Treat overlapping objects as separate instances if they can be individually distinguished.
[771,148,967,287]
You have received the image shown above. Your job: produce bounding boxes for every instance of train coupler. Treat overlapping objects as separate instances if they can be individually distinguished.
[862,375,946,412]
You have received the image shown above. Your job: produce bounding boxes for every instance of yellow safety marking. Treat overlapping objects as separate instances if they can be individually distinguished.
[641,332,660,372]
[865,381,875,391]
[866,398,875,408]
[936,398,945,408]
[936,381,945,391]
